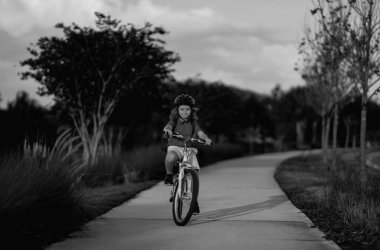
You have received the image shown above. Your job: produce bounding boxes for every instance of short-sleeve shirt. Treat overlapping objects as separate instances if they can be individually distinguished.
[166,118,201,147]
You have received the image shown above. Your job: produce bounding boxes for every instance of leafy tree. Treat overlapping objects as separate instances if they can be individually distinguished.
[307,0,354,169]
[2,91,56,150]
[272,86,316,149]
[20,13,179,166]
[344,0,380,172]
[171,79,246,142]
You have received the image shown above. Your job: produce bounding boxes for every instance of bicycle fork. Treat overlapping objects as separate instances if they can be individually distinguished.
[171,163,191,200]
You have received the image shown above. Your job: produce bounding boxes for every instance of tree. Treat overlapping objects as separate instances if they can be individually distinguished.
[5,91,56,149]
[20,13,180,166]
[298,39,335,163]
[311,0,354,169]
[344,0,380,172]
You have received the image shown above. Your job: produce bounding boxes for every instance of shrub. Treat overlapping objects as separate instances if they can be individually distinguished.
[325,168,380,232]
[81,127,127,187]
[81,153,126,187]
[0,151,88,249]
[197,142,246,166]
[0,130,91,249]
[124,144,165,182]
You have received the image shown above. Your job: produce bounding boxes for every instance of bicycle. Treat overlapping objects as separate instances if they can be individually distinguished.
[167,132,210,226]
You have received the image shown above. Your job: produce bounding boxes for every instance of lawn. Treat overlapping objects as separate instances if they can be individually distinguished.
[0,138,246,250]
[275,150,380,250]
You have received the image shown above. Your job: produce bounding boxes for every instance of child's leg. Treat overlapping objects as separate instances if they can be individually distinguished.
[165,151,180,175]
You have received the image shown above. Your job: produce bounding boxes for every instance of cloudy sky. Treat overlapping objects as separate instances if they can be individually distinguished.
[0,0,314,107]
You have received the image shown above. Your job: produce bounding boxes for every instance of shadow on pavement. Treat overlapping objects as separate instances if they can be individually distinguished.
[190,194,287,225]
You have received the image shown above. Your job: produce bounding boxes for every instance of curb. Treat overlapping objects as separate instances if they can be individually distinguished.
[366,152,380,170]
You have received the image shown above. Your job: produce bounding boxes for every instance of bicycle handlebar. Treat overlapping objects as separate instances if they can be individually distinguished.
[168,132,211,146]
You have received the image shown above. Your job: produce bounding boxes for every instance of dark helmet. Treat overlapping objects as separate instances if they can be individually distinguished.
[174,94,195,107]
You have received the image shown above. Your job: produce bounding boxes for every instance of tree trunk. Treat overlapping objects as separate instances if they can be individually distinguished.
[296,120,305,149]
[325,115,331,164]
[332,104,339,170]
[312,121,318,146]
[71,113,109,167]
[344,121,350,149]
[321,115,327,163]
[359,96,367,172]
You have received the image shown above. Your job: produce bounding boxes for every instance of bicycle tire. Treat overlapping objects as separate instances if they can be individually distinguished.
[172,169,199,226]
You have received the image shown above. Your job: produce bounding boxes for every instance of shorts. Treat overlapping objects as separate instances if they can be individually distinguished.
[167,145,200,170]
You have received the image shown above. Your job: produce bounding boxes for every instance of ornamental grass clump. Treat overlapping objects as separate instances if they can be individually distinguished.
[81,127,126,187]
[325,168,380,233]
[0,130,91,249]
[124,144,165,182]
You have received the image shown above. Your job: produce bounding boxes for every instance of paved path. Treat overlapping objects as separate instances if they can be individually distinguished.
[49,151,340,250]
[367,151,380,169]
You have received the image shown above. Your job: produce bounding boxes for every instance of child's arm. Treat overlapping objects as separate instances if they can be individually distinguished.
[163,118,175,136]
[197,130,212,145]
[163,124,173,136]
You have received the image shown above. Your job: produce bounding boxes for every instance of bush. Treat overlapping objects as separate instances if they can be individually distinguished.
[197,142,246,166]
[124,144,166,182]
[81,154,126,187]
[0,152,89,249]
[324,168,380,232]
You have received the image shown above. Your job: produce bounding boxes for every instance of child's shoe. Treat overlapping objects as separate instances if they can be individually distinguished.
[169,190,174,202]
[164,174,173,185]
[193,201,200,215]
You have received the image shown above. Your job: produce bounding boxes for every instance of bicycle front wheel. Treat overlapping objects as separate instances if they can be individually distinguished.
[172,169,199,226]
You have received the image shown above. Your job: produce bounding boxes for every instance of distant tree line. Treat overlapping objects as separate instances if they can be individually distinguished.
[2,10,379,170]
[2,80,380,157]
[297,0,380,172]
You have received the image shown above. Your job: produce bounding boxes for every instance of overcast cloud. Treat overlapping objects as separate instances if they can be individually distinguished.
[0,0,313,107]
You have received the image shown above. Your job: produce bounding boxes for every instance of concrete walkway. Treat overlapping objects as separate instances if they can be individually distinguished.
[48,151,340,250]
[367,151,380,169]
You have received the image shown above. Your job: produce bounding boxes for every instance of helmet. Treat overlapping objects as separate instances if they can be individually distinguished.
[174,94,195,107]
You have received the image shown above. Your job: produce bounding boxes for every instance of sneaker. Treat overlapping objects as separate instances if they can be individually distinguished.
[164,175,173,185]
[169,190,174,202]
[193,201,200,215]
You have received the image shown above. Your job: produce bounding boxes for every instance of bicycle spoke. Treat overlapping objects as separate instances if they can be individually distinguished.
[172,170,199,226]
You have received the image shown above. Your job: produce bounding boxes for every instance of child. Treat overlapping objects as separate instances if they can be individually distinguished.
[162,94,211,214]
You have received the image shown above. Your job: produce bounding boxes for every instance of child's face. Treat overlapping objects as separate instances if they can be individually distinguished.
[178,105,191,120]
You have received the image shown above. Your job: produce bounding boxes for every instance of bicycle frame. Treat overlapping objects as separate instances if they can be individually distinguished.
[169,133,209,225]
[176,140,198,197]
[170,134,205,194]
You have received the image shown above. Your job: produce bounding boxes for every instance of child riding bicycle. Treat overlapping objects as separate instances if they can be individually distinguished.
[162,94,212,214]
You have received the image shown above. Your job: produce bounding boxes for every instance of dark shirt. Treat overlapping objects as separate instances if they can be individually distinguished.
[166,117,201,147]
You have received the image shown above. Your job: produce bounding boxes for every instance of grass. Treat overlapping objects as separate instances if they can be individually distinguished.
[0,151,86,249]
[275,150,380,250]
[0,133,247,250]
[79,180,158,218]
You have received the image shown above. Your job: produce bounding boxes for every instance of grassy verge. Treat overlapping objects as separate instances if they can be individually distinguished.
[0,139,246,250]
[79,180,158,218]
[274,151,380,250]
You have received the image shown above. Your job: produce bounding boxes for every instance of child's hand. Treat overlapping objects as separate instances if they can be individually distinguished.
[204,138,212,145]
[163,128,173,137]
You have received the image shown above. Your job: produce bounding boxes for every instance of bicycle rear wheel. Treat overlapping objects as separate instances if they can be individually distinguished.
[172,169,199,226]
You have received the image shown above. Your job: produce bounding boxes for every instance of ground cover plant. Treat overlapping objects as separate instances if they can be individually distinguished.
[0,133,246,250]
[275,150,380,250]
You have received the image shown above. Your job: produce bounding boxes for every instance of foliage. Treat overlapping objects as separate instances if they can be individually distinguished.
[160,78,273,143]
[275,152,380,249]
[197,142,246,166]
[0,144,87,249]
[124,144,166,181]
[20,12,180,166]
[0,91,56,152]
